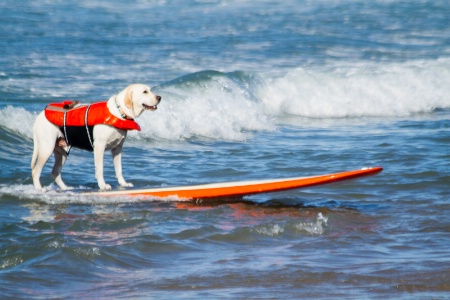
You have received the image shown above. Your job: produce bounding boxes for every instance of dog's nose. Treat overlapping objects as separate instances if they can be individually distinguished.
[156,95,161,102]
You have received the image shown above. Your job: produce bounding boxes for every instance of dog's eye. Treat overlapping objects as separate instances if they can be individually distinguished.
[143,90,148,94]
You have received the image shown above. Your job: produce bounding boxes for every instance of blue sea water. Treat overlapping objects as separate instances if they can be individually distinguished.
[1,0,449,299]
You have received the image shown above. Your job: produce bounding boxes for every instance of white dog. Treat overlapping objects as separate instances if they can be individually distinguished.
[31,84,161,191]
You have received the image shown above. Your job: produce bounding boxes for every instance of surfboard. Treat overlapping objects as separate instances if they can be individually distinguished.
[85,167,383,200]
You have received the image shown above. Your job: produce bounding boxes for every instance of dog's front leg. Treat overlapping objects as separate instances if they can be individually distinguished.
[94,143,111,190]
[112,145,133,188]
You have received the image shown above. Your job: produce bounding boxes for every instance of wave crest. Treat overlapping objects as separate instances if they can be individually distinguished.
[136,70,273,141]
[259,59,450,118]
[2,60,449,142]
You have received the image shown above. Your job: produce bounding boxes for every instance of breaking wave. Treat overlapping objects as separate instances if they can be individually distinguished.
[1,59,449,142]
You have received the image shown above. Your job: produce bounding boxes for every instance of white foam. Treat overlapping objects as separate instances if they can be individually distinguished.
[2,59,449,143]
[0,184,174,206]
[0,106,36,139]
[258,59,450,118]
[136,73,273,141]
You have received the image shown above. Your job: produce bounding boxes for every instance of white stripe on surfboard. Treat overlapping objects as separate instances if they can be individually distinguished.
[84,175,316,196]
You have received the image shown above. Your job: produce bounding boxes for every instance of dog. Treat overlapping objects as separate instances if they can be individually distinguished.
[31,84,161,191]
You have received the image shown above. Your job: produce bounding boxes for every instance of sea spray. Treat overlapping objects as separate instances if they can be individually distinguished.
[295,212,328,235]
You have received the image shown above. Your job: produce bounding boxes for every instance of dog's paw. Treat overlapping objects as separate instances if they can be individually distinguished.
[99,183,112,191]
[121,182,134,188]
[60,185,74,191]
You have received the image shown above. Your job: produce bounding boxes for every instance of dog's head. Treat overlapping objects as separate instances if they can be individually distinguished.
[121,84,161,119]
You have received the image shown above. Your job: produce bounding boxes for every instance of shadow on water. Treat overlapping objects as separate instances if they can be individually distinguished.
[171,195,362,214]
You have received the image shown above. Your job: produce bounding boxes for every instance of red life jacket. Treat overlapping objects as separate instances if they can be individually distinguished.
[44,101,141,151]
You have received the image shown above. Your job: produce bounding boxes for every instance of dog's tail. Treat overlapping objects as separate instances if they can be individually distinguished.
[31,128,38,172]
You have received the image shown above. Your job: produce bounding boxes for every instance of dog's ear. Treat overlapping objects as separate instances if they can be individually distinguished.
[124,86,134,109]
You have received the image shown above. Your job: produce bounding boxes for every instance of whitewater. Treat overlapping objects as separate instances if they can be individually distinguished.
[2,59,449,142]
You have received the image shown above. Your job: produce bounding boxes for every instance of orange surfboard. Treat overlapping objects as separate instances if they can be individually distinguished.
[86,167,383,200]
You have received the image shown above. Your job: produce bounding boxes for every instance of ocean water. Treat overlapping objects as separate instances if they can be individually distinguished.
[1,0,449,299]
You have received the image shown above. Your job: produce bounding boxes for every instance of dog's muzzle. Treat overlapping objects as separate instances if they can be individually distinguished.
[144,95,161,111]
